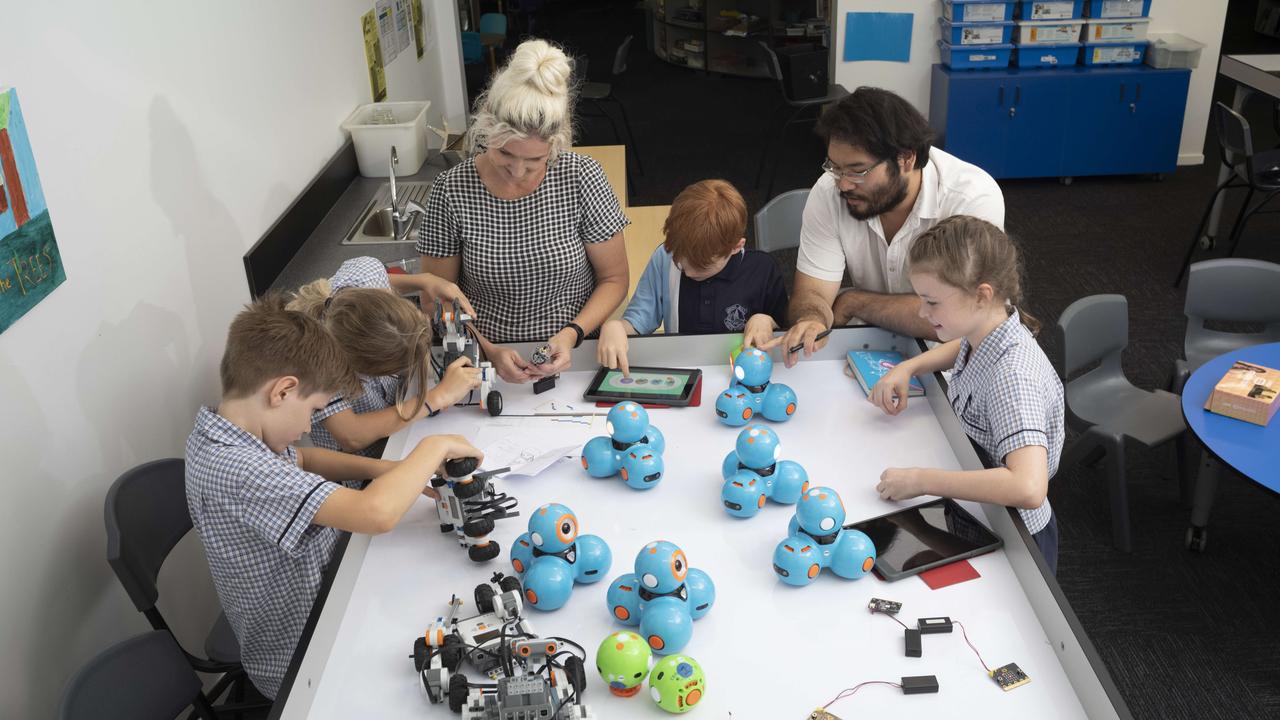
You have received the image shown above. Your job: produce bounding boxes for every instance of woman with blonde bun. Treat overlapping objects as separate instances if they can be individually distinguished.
[416,39,630,383]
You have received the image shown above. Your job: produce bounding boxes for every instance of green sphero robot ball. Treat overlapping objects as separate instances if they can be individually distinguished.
[649,654,706,713]
[596,631,652,697]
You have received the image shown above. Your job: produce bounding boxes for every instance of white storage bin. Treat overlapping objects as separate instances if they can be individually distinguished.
[340,101,431,178]
[1015,19,1085,45]
[1145,33,1206,69]
[1083,17,1149,42]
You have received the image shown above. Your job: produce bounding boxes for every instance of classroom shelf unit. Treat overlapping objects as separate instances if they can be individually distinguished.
[651,0,831,78]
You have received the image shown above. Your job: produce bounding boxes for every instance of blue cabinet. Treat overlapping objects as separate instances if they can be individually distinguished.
[929,64,1190,180]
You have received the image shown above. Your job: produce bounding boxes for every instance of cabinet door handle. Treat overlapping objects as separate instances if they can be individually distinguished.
[1010,106,1017,118]
[1131,103,1137,114]
[1014,86,1021,106]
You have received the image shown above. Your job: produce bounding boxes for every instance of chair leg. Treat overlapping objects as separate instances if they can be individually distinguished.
[587,98,622,145]
[607,96,644,176]
[1173,180,1233,287]
[1220,186,1255,260]
[765,105,818,200]
[1104,436,1131,553]
[1174,432,1193,509]
[1226,188,1280,258]
[191,693,220,720]
[1186,448,1221,551]
[1061,428,1107,470]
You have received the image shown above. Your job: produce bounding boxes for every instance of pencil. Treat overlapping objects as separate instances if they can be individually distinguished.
[789,329,832,354]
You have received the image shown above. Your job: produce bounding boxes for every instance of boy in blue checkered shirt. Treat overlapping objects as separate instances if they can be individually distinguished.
[868,216,1064,574]
[186,296,482,698]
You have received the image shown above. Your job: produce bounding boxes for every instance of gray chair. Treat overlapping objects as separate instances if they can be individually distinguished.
[1174,102,1280,286]
[755,43,848,200]
[59,630,217,720]
[104,459,262,713]
[753,188,809,253]
[1172,259,1280,394]
[1055,295,1189,552]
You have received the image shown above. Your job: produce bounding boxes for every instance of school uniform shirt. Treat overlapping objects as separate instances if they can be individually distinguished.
[946,309,1063,535]
[308,256,402,456]
[621,246,789,334]
[185,406,342,699]
[796,147,1005,298]
[416,152,631,344]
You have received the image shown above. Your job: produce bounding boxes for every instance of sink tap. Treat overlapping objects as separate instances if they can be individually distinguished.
[389,146,427,240]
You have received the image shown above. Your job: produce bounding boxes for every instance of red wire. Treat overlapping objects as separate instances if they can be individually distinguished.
[823,680,903,709]
[953,620,992,674]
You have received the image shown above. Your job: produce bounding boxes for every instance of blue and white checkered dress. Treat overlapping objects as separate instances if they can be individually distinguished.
[308,257,404,456]
[185,406,342,699]
[946,309,1063,534]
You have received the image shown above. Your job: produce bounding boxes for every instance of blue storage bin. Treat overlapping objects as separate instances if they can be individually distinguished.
[938,40,1014,69]
[939,17,1015,46]
[1014,42,1081,67]
[1017,0,1084,20]
[941,0,1016,23]
[1084,0,1151,18]
[1081,41,1146,65]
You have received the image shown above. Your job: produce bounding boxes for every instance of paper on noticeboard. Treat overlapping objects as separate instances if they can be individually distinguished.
[361,10,387,101]
[376,0,400,64]
[394,0,412,55]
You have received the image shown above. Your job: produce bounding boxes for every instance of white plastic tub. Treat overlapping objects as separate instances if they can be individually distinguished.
[1145,33,1206,69]
[1015,19,1085,45]
[1083,17,1150,42]
[341,101,431,178]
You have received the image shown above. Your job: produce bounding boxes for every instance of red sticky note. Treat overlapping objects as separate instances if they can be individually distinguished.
[918,559,980,589]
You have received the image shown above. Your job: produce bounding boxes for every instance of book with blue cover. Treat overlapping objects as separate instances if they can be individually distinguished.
[846,350,925,397]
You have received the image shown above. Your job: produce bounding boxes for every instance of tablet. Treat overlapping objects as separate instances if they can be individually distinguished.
[847,498,1003,582]
[583,366,702,406]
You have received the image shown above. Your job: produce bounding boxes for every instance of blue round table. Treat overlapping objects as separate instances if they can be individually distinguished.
[1180,342,1280,549]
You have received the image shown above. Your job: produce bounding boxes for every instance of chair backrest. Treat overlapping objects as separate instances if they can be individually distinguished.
[759,41,783,84]
[1055,294,1128,380]
[753,188,809,252]
[104,459,190,615]
[1213,101,1255,175]
[59,631,207,720]
[479,12,507,36]
[461,31,483,65]
[1184,259,1280,371]
[612,35,634,77]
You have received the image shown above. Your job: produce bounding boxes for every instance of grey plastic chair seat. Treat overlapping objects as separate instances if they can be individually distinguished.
[59,630,215,720]
[753,188,809,253]
[205,612,241,665]
[580,81,610,101]
[1056,294,1189,552]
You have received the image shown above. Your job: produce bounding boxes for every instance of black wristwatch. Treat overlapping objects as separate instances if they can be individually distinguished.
[563,322,585,349]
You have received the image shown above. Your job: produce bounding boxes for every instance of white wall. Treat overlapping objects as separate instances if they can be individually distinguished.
[0,1,462,716]
[833,0,1227,165]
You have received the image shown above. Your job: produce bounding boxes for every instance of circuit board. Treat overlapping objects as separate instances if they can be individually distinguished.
[807,710,843,720]
[991,662,1031,692]
[868,598,902,615]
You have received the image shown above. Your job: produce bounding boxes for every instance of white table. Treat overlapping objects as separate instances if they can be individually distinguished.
[1205,54,1280,241]
[268,329,1129,720]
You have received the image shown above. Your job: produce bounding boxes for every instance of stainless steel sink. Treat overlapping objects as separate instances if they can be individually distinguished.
[343,181,433,244]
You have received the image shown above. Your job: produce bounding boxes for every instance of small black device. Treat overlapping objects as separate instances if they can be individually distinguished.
[900,675,940,695]
[917,617,953,635]
[904,628,922,658]
[583,366,702,406]
[847,497,1003,581]
[868,598,901,615]
[532,376,557,394]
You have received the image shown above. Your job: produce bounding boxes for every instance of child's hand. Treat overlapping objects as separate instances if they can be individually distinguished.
[488,346,536,384]
[432,356,483,408]
[418,274,477,318]
[597,320,630,376]
[877,467,924,501]
[742,314,780,350]
[869,365,914,416]
[422,433,484,463]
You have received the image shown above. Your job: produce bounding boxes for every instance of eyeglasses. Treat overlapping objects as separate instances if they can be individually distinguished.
[821,158,884,183]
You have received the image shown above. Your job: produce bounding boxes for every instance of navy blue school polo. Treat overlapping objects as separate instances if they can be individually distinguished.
[677,249,789,334]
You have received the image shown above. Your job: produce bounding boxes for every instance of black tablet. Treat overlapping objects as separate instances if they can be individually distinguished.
[582,366,702,406]
[847,498,1003,582]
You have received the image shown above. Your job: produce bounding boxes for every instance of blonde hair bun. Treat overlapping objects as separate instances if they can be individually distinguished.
[508,39,571,97]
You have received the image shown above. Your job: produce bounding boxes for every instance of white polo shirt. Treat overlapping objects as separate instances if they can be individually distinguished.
[796,147,1005,295]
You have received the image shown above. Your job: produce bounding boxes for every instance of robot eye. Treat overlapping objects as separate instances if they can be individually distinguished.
[670,550,688,580]
[555,515,578,543]
[634,671,644,679]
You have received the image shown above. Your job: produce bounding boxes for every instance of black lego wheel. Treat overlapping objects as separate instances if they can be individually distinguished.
[448,672,470,713]
[430,475,447,488]
[439,523,455,534]
[469,542,501,562]
[453,478,484,500]
[487,390,503,416]
[412,636,428,672]
[1185,526,1208,552]
[474,582,496,614]
[441,632,465,671]
[563,655,587,695]
[462,517,495,538]
[499,574,522,594]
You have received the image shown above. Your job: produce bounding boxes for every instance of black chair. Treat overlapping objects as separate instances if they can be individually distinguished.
[1174,101,1280,286]
[104,458,265,716]
[579,35,644,194]
[755,42,848,200]
[59,630,217,720]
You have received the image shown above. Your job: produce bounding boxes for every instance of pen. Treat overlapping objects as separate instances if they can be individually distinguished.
[789,329,832,354]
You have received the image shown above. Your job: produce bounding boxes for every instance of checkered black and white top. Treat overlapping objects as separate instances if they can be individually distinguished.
[185,406,342,699]
[947,309,1064,535]
[308,256,401,456]
[415,152,630,343]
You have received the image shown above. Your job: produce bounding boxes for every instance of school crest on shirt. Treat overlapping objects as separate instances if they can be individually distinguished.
[724,304,748,331]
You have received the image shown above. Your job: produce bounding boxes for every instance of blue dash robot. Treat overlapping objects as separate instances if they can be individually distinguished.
[509,503,612,611]
[772,486,876,586]
[714,347,797,427]
[720,425,809,518]
[581,402,666,490]
[605,540,715,655]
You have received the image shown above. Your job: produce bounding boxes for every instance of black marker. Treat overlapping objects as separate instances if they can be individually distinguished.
[788,329,831,354]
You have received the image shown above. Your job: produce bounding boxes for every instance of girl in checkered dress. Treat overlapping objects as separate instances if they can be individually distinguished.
[417,39,630,384]
[868,216,1064,573]
[288,257,482,457]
